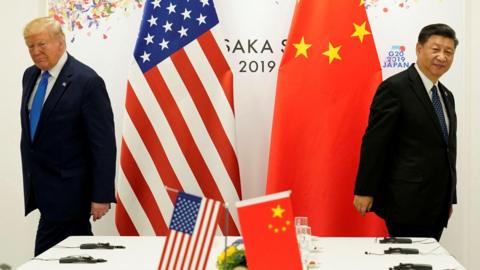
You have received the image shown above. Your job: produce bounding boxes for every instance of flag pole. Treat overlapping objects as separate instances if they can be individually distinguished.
[223,202,229,270]
[164,185,179,194]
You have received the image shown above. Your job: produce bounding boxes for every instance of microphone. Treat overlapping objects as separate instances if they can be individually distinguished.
[389,263,432,270]
[384,247,419,254]
[379,237,413,244]
[80,243,125,249]
[0,263,12,270]
[59,256,107,264]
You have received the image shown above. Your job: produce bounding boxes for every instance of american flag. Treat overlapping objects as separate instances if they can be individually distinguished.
[158,192,221,270]
[115,0,241,236]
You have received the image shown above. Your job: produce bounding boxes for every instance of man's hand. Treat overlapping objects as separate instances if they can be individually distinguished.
[353,195,374,216]
[91,202,110,222]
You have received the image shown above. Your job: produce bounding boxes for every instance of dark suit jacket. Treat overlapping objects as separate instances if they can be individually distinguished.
[21,54,116,222]
[354,64,457,227]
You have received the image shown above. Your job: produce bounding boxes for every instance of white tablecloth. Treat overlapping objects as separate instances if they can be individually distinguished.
[17,236,465,270]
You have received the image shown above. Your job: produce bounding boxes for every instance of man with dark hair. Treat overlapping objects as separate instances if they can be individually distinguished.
[21,17,116,255]
[353,23,458,241]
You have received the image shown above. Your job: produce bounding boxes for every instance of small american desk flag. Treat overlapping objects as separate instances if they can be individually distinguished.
[115,0,241,236]
[158,192,222,270]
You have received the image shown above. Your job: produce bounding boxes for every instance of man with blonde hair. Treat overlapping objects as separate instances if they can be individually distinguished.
[21,17,116,255]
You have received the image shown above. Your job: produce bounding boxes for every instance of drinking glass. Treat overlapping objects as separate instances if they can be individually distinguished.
[295,216,308,227]
[296,225,312,268]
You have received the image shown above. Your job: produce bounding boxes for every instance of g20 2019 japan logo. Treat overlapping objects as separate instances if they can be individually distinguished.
[382,45,410,69]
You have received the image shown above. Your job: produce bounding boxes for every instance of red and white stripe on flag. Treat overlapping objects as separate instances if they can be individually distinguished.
[115,0,241,236]
[158,192,222,270]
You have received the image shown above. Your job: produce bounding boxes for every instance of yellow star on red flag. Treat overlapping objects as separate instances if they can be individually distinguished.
[293,36,312,58]
[351,21,371,43]
[272,204,286,218]
[322,42,342,64]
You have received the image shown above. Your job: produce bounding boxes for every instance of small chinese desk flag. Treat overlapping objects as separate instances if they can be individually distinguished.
[236,191,302,270]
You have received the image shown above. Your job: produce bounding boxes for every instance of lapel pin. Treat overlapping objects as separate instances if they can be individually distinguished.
[62,82,67,87]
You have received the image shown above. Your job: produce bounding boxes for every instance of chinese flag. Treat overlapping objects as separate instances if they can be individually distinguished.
[236,191,302,270]
[267,1,387,236]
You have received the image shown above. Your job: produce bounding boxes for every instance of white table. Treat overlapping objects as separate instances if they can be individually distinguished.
[308,237,464,270]
[17,236,465,270]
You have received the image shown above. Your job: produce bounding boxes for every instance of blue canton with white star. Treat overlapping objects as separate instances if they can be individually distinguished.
[134,0,219,73]
[169,192,202,235]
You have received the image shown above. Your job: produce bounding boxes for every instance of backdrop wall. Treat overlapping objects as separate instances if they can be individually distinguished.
[1,0,479,268]
[0,0,47,267]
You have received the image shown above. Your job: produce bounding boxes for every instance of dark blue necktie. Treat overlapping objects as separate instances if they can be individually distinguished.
[30,71,50,140]
[431,85,448,143]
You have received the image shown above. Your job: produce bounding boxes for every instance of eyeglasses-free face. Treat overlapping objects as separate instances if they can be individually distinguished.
[25,30,65,71]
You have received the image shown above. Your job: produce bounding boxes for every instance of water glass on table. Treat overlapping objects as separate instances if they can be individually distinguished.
[295,217,312,268]
[296,225,312,250]
[295,216,308,227]
[294,216,310,249]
